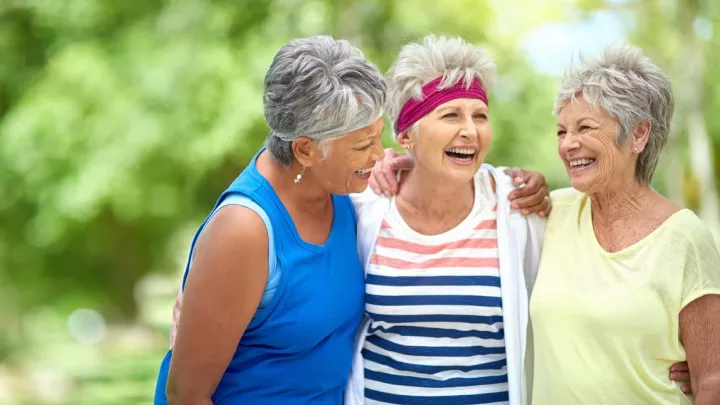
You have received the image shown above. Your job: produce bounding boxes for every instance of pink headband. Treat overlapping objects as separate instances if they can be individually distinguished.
[395,76,489,134]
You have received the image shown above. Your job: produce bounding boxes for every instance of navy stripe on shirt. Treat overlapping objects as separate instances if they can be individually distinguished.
[366,312,504,326]
[366,294,503,307]
[367,274,502,287]
[365,387,509,405]
[364,369,509,388]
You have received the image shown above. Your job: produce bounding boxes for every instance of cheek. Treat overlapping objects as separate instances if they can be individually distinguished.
[338,152,368,175]
[480,125,492,145]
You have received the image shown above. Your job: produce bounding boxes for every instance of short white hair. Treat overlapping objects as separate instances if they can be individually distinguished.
[554,45,674,185]
[263,36,386,166]
[385,35,497,137]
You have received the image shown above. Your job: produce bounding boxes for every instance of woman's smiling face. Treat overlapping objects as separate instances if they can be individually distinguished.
[556,95,638,194]
[399,97,492,184]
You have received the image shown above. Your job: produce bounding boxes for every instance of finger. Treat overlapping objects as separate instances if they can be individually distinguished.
[381,161,399,195]
[522,170,545,194]
[371,161,392,195]
[392,155,415,171]
[504,167,525,186]
[509,184,532,201]
[385,147,399,158]
[669,371,691,382]
[681,383,693,395]
[382,154,413,194]
[511,186,548,211]
[520,197,547,216]
[508,176,541,201]
[670,362,690,372]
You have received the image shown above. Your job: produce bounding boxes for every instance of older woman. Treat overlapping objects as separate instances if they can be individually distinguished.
[154,36,387,405]
[370,44,719,404]
[530,45,720,404]
[345,35,545,405]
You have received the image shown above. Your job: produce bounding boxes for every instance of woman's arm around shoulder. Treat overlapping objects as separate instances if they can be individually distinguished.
[166,206,269,405]
[679,218,720,405]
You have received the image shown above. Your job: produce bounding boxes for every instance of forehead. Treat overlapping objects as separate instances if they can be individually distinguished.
[557,95,610,122]
[434,97,488,111]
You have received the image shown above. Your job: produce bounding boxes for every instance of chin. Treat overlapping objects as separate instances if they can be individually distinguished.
[347,181,369,195]
[447,169,477,184]
[569,176,598,193]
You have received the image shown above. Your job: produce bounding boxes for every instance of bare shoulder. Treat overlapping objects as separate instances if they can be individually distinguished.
[199,205,267,249]
[650,193,685,218]
[190,205,270,283]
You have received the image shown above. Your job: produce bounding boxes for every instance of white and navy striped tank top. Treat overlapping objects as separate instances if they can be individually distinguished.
[363,171,508,405]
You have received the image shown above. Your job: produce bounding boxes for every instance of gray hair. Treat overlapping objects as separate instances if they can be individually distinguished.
[385,35,497,137]
[554,45,674,185]
[263,35,386,166]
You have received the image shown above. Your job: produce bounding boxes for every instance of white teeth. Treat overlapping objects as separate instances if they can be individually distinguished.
[569,158,596,167]
[446,147,477,155]
[356,167,371,175]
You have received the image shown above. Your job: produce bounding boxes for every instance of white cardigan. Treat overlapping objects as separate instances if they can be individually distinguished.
[345,164,545,405]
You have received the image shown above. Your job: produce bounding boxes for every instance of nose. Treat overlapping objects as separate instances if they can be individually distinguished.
[559,132,580,154]
[460,116,478,139]
[370,140,385,162]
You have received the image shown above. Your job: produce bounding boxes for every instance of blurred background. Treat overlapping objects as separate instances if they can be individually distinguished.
[0,0,717,403]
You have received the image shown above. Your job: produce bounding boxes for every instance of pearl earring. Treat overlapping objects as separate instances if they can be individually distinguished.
[294,166,305,184]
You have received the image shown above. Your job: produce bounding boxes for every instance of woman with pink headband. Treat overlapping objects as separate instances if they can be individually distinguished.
[344,35,544,405]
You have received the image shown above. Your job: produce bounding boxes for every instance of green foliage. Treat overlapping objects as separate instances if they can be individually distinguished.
[0,0,718,403]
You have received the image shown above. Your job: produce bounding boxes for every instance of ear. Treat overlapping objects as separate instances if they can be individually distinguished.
[631,121,651,154]
[291,137,321,167]
[396,130,413,150]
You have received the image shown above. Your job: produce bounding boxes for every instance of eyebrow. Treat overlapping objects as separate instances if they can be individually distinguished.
[435,106,459,114]
[577,117,601,125]
[436,105,488,114]
[356,135,376,144]
[558,117,600,127]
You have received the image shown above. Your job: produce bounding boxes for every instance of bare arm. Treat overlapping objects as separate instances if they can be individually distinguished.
[680,294,720,404]
[166,206,269,405]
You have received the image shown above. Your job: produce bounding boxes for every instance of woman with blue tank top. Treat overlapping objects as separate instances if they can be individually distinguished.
[153,36,388,405]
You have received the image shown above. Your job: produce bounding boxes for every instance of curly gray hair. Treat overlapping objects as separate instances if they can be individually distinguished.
[385,35,497,137]
[554,45,674,185]
[263,36,386,166]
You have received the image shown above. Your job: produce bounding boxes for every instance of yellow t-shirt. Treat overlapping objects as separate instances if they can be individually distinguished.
[530,188,720,405]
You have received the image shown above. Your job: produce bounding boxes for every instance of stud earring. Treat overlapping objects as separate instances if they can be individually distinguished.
[294,166,305,184]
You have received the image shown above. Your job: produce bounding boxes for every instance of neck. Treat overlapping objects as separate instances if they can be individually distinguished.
[257,152,332,214]
[589,182,652,225]
[397,166,475,219]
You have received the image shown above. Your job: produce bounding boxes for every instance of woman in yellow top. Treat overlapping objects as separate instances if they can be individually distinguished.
[530,45,720,404]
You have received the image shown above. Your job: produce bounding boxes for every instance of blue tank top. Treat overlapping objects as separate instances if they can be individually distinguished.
[154,150,365,404]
